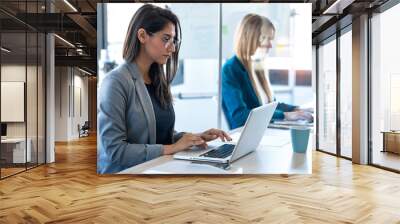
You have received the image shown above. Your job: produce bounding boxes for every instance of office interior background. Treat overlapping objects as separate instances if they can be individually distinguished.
[0,0,400,222]
[0,0,399,176]
[0,0,97,179]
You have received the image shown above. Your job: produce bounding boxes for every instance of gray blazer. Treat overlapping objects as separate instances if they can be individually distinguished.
[97,61,184,174]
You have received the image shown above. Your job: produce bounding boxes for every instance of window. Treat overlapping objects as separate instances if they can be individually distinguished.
[370,3,400,171]
[339,28,352,158]
[317,37,337,155]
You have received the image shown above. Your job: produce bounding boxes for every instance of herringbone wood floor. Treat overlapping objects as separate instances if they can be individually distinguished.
[1,134,400,223]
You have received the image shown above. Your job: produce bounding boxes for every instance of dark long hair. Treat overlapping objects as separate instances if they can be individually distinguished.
[122,4,182,108]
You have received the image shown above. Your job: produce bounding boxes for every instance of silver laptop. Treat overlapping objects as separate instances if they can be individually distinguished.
[173,102,278,164]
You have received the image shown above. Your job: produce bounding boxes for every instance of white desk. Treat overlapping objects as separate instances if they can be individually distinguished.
[1,138,32,163]
[119,128,312,175]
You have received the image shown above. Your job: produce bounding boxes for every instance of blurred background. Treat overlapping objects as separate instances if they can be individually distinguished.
[98,3,313,133]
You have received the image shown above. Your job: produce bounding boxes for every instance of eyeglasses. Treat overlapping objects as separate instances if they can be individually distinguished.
[147,31,181,48]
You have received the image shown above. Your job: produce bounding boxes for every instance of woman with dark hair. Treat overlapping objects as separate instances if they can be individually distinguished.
[98,4,231,174]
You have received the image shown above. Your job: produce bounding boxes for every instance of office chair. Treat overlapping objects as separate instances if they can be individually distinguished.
[79,121,90,138]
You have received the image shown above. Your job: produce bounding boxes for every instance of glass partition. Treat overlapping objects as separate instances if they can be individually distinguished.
[1,31,28,177]
[0,1,46,179]
[27,30,38,169]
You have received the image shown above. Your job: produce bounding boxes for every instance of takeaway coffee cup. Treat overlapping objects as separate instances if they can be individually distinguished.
[290,127,310,153]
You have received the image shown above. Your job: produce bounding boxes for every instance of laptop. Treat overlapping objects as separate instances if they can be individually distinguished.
[173,102,278,164]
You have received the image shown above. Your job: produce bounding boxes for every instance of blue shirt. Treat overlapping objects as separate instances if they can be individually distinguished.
[221,55,297,129]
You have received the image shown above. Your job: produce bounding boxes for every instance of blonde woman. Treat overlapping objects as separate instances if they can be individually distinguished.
[221,14,313,129]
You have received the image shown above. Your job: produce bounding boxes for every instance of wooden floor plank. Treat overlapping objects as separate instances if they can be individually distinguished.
[0,134,400,223]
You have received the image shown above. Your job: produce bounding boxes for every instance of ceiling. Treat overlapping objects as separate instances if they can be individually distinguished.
[0,0,98,74]
[0,0,393,74]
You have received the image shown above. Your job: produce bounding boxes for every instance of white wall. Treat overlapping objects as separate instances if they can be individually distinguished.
[55,67,89,141]
[72,72,89,138]
[1,64,46,164]
[55,66,68,141]
[1,65,40,137]
[1,66,26,131]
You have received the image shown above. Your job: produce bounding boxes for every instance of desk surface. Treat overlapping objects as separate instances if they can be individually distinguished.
[119,128,312,175]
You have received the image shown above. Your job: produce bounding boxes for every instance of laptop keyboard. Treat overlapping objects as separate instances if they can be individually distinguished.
[199,144,235,158]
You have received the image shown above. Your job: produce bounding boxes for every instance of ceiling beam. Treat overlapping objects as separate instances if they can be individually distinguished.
[322,0,356,14]
[55,55,97,71]
[66,13,97,46]
[312,15,335,33]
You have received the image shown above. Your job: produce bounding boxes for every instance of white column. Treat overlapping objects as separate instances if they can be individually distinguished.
[352,14,369,164]
[46,33,55,163]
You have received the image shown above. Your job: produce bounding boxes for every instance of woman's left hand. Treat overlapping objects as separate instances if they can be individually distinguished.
[198,128,232,142]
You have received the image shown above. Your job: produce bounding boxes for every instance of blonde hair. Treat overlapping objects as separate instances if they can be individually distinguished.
[233,14,275,103]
